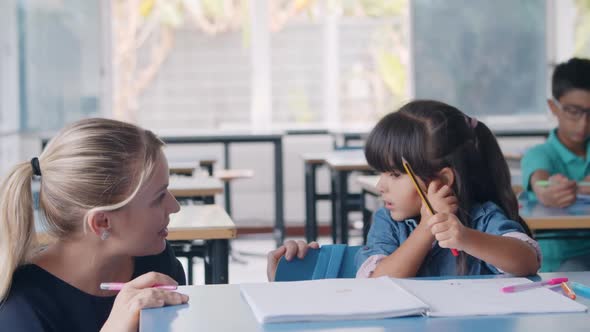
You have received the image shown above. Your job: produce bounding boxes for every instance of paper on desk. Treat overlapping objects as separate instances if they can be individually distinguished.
[240,277,428,324]
[396,277,587,317]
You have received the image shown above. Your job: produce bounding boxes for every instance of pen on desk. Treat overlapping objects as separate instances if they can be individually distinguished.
[402,156,459,257]
[501,277,569,293]
[100,282,178,291]
[561,282,576,300]
[570,282,590,299]
[535,180,590,187]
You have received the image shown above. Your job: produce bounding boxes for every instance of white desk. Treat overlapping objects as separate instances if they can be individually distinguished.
[140,272,590,332]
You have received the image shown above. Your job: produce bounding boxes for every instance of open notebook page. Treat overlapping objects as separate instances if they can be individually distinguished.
[396,277,587,317]
[240,277,428,323]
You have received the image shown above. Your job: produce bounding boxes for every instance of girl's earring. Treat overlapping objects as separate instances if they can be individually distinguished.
[100,230,110,241]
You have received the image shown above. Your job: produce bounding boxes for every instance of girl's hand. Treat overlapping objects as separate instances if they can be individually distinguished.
[101,272,189,332]
[420,180,458,219]
[426,212,470,251]
[267,240,319,281]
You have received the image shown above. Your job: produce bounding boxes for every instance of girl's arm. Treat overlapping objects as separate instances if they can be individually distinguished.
[429,213,539,276]
[461,229,539,276]
[372,221,434,278]
[373,180,458,278]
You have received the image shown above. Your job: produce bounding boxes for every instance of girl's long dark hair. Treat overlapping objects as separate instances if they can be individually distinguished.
[365,100,530,274]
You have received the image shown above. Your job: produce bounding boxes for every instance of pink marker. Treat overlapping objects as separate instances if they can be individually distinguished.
[501,278,569,293]
[100,282,178,291]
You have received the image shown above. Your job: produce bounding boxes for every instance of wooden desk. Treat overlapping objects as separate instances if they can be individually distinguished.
[158,131,285,247]
[302,150,371,244]
[169,205,236,284]
[169,160,215,176]
[301,152,330,165]
[168,204,236,241]
[520,198,590,232]
[168,176,223,203]
[325,150,372,244]
[328,129,369,149]
[169,165,195,176]
[37,205,236,284]
[301,152,332,243]
[140,271,590,332]
[503,151,523,162]
[169,159,217,176]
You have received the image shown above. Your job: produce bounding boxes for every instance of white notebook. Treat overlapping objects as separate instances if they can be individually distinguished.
[240,277,587,324]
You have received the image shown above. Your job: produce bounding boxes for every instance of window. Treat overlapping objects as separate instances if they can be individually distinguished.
[125,1,251,130]
[573,0,590,57]
[412,0,547,121]
[8,0,575,132]
[269,1,410,126]
[121,0,410,130]
[18,0,103,131]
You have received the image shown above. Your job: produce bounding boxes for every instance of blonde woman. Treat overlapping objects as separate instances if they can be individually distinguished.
[0,118,189,331]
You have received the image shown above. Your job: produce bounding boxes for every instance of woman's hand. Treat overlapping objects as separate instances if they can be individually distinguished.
[267,240,319,281]
[101,272,189,332]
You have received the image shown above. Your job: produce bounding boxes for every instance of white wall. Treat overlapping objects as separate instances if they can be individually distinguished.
[0,0,22,177]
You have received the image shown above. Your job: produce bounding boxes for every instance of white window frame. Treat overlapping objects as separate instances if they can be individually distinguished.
[28,0,579,132]
[100,0,113,119]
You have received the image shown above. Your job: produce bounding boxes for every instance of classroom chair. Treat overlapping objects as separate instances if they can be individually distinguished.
[274,244,361,281]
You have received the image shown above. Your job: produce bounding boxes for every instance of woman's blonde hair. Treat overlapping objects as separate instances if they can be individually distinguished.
[0,118,164,302]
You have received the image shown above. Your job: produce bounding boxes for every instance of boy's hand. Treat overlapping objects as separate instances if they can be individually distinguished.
[535,174,576,208]
[419,180,458,219]
[578,175,590,195]
[426,212,470,251]
[266,240,319,281]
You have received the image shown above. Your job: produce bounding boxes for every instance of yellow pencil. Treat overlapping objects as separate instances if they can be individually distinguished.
[401,156,459,257]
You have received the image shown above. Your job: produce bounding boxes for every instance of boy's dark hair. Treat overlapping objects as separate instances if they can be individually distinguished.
[552,58,590,100]
[365,100,531,274]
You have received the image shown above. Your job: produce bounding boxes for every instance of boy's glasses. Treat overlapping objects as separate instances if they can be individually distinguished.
[553,99,590,121]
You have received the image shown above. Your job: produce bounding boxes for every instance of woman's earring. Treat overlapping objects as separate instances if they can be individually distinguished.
[100,230,110,241]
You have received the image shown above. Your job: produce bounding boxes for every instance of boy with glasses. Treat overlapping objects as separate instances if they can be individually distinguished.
[521,57,590,271]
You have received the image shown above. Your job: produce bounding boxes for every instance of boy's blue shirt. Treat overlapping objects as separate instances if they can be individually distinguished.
[521,128,590,196]
[355,201,526,277]
[520,128,590,271]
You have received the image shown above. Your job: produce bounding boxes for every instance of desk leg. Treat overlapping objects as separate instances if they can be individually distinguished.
[223,143,232,216]
[204,163,214,176]
[187,257,194,285]
[203,195,215,204]
[206,239,229,284]
[338,171,349,244]
[330,173,338,243]
[274,140,285,247]
[360,189,372,245]
[305,163,318,242]
[332,170,350,244]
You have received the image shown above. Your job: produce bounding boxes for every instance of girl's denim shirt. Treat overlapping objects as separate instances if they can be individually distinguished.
[355,201,540,277]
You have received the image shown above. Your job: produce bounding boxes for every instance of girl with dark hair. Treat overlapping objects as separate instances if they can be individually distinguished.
[355,100,541,278]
